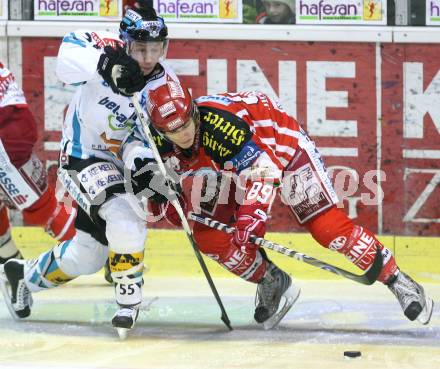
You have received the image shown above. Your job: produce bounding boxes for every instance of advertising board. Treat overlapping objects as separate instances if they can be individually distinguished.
[296,0,387,25]
[427,0,440,25]
[34,0,123,20]
[18,37,440,235]
[153,0,243,23]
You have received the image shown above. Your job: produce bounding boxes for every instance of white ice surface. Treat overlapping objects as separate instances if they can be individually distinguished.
[0,275,439,369]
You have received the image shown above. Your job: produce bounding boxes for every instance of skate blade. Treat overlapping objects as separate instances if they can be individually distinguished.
[417,297,434,325]
[116,327,129,340]
[0,266,21,321]
[262,284,301,330]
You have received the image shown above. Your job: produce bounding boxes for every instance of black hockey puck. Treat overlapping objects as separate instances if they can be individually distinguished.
[344,351,361,358]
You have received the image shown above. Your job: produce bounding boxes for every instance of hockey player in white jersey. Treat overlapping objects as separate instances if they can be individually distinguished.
[0,6,178,339]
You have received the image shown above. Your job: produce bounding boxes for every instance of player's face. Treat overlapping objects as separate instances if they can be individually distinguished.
[262,1,291,23]
[129,41,164,75]
[164,118,197,149]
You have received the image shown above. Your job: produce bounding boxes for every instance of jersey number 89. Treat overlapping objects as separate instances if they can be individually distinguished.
[246,182,274,204]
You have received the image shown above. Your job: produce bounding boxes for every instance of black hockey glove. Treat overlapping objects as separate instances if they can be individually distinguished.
[132,157,179,203]
[97,45,145,97]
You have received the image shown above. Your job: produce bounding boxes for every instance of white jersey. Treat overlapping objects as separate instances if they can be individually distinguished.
[0,63,27,108]
[56,29,180,170]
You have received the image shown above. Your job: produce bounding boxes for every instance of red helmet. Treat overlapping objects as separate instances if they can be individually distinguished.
[147,79,195,133]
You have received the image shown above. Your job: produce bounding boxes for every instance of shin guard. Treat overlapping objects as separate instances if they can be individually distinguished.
[24,241,76,292]
[340,226,398,283]
[109,250,144,307]
[306,207,398,283]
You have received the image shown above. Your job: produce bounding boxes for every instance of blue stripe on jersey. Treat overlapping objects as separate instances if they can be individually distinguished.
[62,32,86,48]
[46,259,59,274]
[71,110,83,158]
[195,95,233,105]
[39,250,51,270]
[29,249,51,285]
[60,240,71,258]
[29,270,41,285]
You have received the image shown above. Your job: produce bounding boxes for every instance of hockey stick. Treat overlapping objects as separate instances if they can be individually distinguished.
[188,212,383,285]
[131,93,232,331]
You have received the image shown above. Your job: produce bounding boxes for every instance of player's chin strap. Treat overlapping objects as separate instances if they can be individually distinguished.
[188,212,383,286]
[131,93,232,331]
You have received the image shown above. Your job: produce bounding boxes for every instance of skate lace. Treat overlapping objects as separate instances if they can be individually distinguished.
[255,272,279,311]
[389,274,423,309]
[255,282,271,307]
[15,281,30,310]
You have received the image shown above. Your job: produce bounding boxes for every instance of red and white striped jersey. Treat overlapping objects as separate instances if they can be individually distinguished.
[195,91,302,172]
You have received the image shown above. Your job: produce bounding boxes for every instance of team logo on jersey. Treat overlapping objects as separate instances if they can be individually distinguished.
[108,114,135,131]
[283,162,333,224]
[77,162,125,202]
[0,171,29,207]
[202,111,248,146]
[89,32,122,49]
[99,133,123,155]
[199,107,253,165]
[329,236,347,251]
[98,97,137,128]
[230,141,263,171]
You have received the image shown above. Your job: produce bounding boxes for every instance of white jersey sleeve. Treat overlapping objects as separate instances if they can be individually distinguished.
[56,30,123,85]
[120,130,154,171]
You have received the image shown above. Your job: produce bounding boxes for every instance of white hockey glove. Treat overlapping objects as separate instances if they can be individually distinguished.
[97,45,145,97]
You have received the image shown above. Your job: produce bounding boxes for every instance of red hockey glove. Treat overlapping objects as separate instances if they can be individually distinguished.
[233,203,267,254]
[148,193,187,227]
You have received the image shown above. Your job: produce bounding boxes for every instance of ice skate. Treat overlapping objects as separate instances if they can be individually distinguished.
[110,261,144,339]
[254,263,300,330]
[112,305,140,340]
[387,271,434,325]
[0,259,33,320]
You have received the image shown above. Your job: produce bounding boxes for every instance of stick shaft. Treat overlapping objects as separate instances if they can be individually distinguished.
[132,93,232,330]
[188,212,382,285]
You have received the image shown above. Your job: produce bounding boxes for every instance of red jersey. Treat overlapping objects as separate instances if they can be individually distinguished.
[154,91,303,177]
[0,63,27,109]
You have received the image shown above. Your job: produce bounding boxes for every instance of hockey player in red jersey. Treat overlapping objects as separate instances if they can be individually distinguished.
[0,63,76,262]
[145,80,434,326]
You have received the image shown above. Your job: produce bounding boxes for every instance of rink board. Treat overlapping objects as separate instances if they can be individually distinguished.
[6,36,440,237]
[11,227,440,284]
